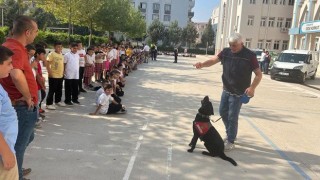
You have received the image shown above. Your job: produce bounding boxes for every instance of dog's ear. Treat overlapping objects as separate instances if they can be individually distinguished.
[204,96,209,102]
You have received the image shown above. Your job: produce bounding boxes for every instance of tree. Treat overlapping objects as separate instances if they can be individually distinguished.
[0,0,27,27]
[201,19,215,48]
[30,8,57,31]
[147,19,165,44]
[182,22,198,48]
[168,21,182,47]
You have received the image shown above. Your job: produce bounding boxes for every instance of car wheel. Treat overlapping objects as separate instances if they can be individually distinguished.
[310,69,317,80]
[299,73,306,84]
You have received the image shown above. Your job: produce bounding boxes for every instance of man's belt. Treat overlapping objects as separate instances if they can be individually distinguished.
[11,100,28,106]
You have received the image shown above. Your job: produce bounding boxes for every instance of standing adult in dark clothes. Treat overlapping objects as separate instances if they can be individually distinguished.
[194,33,262,151]
[0,15,39,180]
[173,48,178,63]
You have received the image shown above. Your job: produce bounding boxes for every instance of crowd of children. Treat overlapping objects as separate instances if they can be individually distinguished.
[25,41,152,126]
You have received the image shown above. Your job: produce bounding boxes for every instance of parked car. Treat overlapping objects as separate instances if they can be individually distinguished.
[251,49,263,61]
[270,50,319,83]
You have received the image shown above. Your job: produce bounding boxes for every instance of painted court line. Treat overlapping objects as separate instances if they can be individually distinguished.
[166,144,173,180]
[241,114,311,180]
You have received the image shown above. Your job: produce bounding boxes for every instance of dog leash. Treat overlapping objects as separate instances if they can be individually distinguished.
[211,116,222,123]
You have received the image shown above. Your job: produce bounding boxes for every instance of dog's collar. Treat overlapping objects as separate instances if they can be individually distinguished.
[197,112,210,119]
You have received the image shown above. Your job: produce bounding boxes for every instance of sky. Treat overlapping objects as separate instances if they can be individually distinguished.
[193,0,220,23]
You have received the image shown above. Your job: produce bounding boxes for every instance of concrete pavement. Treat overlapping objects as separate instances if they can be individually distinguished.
[24,55,319,179]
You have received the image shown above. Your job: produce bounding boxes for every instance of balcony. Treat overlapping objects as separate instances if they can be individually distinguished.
[165,10,171,14]
[280,27,289,33]
[188,11,194,18]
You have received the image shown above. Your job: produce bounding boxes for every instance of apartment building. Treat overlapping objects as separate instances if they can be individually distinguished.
[289,0,320,51]
[194,22,207,44]
[212,7,219,48]
[131,0,195,28]
[215,0,294,53]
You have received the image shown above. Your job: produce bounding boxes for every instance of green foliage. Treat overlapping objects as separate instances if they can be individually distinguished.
[0,26,9,43]
[200,19,215,47]
[182,22,198,48]
[29,8,57,31]
[147,19,165,44]
[0,0,27,27]
[33,30,108,46]
[168,21,182,47]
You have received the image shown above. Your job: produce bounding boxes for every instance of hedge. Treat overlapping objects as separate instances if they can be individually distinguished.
[0,27,108,46]
[157,46,215,55]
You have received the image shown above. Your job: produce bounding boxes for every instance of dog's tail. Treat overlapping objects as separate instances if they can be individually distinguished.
[219,153,237,166]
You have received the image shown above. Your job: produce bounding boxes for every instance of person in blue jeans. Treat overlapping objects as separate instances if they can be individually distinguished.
[0,46,19,180]
[193,33,262,151]
[0,16,39,180]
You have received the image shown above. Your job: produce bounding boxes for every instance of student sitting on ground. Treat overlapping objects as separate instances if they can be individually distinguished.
[89,84,126,115]
[95,82,108,106]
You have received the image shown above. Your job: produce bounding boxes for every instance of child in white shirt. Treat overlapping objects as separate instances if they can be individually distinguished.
[90,84,126,115]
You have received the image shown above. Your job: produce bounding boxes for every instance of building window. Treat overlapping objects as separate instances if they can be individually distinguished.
[282,40,288,50]
[250,0,256,4]
[274,40,280,50]
[153,3,160,13]
[268,17,275,27]
[288,0,294,5]
[257,40,263,49]
[141,14,146,20]
[152,14,159,20]
[279,0,285,5]
[266,40,272,49]
[272,0,277,4]
[261,17,267,27]
[248,16,254,26]
[263,0,269,4]
[164,4,171,14]
[139,2,147,13]
[245,38,252,48]
[164,15,171,21]
[277,17,283,27]
[285,18,292,28]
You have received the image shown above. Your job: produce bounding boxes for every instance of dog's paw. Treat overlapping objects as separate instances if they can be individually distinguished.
[202,151,211,156]
[187,149,194,153]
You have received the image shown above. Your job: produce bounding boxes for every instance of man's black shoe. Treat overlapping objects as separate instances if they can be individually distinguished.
[72,101,80,104]
[65,102,74,106]
[80,89,87,93]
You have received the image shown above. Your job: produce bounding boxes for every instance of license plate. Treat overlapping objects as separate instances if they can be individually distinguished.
[279,72,289,76]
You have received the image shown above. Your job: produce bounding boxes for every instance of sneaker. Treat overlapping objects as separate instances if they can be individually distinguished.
[223,136,237,143]
[35,121,42,129]
[39,108,45,113]
[22,168,32,176]
[65,102,74,106]
[56,102,66,107]
[72,101,80,104]
[46,105,56,110]
[224,141,235,151]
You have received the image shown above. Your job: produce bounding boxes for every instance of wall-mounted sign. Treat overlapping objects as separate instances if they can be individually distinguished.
[301,21,320,34]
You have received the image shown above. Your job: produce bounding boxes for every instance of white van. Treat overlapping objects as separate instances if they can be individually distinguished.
[270,50,319,83]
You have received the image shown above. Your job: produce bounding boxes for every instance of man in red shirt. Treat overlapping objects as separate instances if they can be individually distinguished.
[0,15,39,180]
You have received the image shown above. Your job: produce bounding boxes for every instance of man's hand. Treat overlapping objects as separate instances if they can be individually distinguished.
[245,87,255,97]
[1,148,16,170]
[193,62,203,69]
[16,96,34,110]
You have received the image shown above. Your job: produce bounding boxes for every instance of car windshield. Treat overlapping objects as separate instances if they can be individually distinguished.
[253,50,262,56]
[277,53,308,63]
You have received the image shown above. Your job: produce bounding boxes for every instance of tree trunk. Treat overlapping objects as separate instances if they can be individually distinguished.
[89,20,93,46]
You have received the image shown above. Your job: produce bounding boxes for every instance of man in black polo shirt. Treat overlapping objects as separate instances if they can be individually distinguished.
[193,33,262,151]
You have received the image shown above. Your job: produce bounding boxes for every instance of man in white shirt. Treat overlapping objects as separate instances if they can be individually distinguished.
[77,41,87,93]
[64,43,80,105]
[143,44,150,63]
[259,49,266,71]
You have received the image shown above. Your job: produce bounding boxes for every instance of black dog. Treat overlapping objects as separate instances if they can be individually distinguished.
[187,96,237,166]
